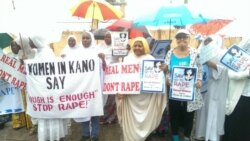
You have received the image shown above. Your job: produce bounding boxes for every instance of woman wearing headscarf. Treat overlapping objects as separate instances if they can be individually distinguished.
[60,35,80,58]
[15,35,37,133]
[222,39,250,141]
[7,41,27,129]
[160,29,203,141]
[25,35,68,141]
[98,31,118,125]
[116,37,167,141]
[195,35,229,141]
[75,30,105,141]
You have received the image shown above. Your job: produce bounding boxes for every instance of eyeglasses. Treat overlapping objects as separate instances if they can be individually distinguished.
[176,36,189,40]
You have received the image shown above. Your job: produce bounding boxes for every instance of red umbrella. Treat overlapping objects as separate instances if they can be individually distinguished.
[190,19,233,36]
[106,19,151,39]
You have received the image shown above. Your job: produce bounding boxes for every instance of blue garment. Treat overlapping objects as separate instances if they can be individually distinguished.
[169,53,190,72]
[200,64,209,94]
[82,116,100,137]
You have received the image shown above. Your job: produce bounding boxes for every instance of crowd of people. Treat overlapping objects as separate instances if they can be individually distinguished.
[0,28,250,141]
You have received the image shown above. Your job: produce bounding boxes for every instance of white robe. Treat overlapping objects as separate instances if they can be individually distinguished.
[195,51,229,141]
[27,37,69,141]
[116,53,167,141]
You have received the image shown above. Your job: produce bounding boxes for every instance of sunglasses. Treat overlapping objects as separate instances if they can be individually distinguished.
[176,35,189,40]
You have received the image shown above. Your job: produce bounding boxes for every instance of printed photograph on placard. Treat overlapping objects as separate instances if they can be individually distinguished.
[112,31,128,56]
[220,45,250,72]
[140,59,165,93]
[170,66,197,101]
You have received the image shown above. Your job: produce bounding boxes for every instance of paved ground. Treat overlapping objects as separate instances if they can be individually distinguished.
[0,121,171,141]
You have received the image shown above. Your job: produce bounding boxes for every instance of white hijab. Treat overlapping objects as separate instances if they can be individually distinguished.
[81,30,96,50]
[29,35,55,59]
[61,35,80,58]
[74,31,98,122]
[16,34,36,59]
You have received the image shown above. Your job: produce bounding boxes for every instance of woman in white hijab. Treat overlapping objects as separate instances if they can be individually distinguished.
[60,35,80,58]
[222,39,250,141]
[26,35,68,141]
[75,30,106,141]
[116,37,167,141]
[195,35,229,141]
[98,31,118,125]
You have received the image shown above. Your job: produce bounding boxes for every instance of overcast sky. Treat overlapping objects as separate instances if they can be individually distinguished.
[0,0,249,37]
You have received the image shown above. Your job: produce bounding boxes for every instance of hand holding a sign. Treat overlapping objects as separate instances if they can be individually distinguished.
[98,53,105,60]
[117,93,124,100]
[195,80,202,89]
[159,63,168,73]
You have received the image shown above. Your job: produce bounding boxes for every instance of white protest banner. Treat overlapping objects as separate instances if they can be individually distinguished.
[25,56,103,118]
[0,79,24,115]
[220,45,250,72]
[141,60,165,93]
[199,43,219,64]
[112,31,128,56]
[0,54,26,89]
[170,66,197,101]
[103,62,140,94]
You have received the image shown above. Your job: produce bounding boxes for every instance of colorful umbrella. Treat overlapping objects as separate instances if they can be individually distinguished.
[0,33,14,49]
[134,5,208,27]
[106,19,151,39]
[190,19,233,36]
[134,5,208,39]
[71,0,123,21]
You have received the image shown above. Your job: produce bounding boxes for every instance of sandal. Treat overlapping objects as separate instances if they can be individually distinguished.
[29,125,38,135]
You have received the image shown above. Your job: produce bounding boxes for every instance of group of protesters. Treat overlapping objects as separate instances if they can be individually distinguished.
[0,28,250,141]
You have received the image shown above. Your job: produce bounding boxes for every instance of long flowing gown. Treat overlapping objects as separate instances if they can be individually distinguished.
[195,36,229,141]
[116,53,167,141]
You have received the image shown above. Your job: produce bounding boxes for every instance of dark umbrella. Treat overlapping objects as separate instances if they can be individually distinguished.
[106,19,152,39]
[0,33,14,49]
[93,28,109,40]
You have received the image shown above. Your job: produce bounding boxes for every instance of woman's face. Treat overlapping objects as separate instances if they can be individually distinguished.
[68,37,76,48]
[82,32,92,48]
[133,41,145,57]
[176,33,189,48]
[10,41,20,54]
[204,37,212,46]
[104,33,111,45]
[29,38,37,49]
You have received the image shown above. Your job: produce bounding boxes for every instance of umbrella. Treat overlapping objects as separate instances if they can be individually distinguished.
[216,19,250,38]
[0,33,14,49]
[71,0,123,29]
[93,28,109,40]
[134,5,209,39]
[106,19,151,39]
[134,5,208,26]
[190,19,233,36]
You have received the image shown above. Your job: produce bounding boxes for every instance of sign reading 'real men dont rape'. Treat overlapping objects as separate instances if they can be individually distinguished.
[103,62,141,94]
[25,56,103,118]
[103,61,165,94]
[0,54,26,89]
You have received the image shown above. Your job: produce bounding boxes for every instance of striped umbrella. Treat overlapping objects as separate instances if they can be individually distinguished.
[71,0,123,21]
